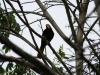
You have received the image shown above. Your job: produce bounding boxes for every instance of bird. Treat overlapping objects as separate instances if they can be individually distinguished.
[37,24,54,58]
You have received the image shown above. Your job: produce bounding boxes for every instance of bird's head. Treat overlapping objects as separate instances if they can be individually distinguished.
[46,24,51,29]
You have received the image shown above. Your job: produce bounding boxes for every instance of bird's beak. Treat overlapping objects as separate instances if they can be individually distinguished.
[46,24,50,29]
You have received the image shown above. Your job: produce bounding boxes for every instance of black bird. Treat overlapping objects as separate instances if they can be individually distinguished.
[37,24,54,58]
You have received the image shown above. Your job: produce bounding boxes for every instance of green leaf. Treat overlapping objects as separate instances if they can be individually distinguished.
[5,47,10,53]
[58,44,66,58]
[6,62,13,71]
[15,23,21,32]
[10,11,15,15]
[9,72,13,75]
[2,45,6,50]
[63,56,69,59]
[2,45,10,53]
[0,65,5,74]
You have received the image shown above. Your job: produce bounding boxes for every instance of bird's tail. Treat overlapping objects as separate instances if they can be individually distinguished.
[37,46,45,58]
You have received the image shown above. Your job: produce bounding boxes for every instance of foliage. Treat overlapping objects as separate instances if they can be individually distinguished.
[0,5,21,53]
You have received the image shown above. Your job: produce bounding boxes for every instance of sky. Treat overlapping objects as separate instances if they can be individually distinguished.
[0,0,99,74]
[0,0,74,58]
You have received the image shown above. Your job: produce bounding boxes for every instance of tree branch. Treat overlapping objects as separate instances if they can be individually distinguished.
[35,0,78,51]
[62,0,77,43]
[0,33,56,75]
[0,54,41,74]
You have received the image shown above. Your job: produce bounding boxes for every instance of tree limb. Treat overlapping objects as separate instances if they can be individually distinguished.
[0,54,41,74]
[0,33,56,75]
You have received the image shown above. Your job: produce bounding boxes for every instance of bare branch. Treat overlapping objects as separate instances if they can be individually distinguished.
[35,0,77,51]
[0,33,56,75]
[62,0,77,43]
[0,54,41,74]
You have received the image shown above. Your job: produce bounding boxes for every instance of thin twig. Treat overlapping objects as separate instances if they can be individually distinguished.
[0,54,41,74]
[16,0,49,66]
[0,33,56,75]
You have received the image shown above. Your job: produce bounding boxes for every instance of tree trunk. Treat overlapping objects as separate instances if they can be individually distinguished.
[76,0,89,75]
